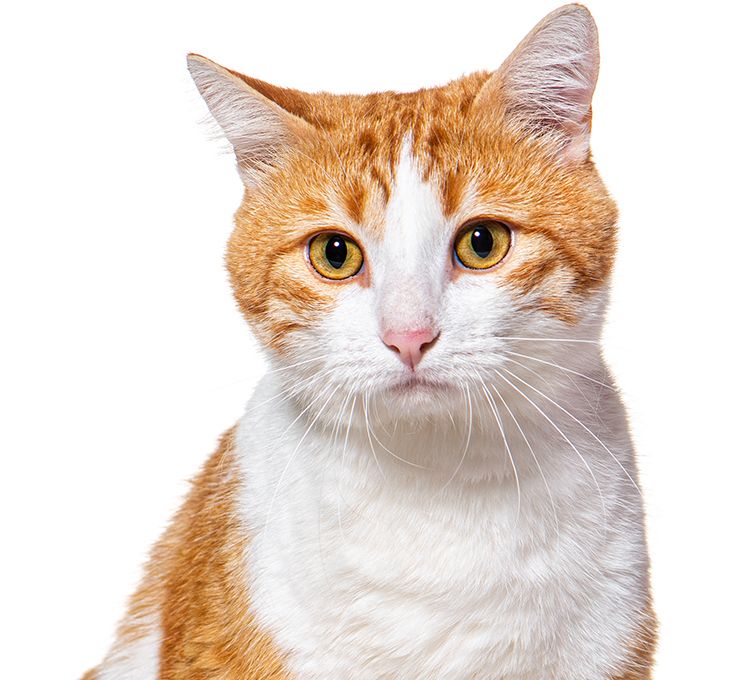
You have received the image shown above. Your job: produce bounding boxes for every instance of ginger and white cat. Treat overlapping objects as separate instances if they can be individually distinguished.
[85,5,655,679]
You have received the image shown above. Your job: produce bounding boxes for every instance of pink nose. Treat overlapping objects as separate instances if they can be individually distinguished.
[382,328,439,369]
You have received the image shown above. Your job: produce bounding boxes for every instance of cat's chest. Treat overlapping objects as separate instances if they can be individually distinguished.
[281,505,574,678]
[241,458,631,678]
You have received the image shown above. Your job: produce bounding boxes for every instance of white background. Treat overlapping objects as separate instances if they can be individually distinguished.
[1,1,748,677]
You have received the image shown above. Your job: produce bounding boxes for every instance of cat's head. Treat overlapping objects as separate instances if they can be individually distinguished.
[188,5,616,423]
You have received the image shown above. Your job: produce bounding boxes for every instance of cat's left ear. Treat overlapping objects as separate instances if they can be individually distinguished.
[472,4,599,163]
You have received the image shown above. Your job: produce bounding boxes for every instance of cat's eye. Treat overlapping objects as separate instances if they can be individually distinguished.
[454,220,512,270]
[308,232,364,280]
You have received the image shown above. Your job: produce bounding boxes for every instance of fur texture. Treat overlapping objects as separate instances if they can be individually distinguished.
[85,5,655,678]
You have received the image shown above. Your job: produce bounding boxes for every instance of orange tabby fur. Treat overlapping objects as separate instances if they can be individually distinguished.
[85,431,290,678]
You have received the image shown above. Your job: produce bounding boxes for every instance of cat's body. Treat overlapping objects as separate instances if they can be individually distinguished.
[86,6,655,679]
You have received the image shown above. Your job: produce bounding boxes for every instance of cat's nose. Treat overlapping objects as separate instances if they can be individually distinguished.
[381,328,439,369]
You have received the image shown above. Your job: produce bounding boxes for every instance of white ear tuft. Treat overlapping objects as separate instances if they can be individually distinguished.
[474,4,600,162]
[187,54,312,185]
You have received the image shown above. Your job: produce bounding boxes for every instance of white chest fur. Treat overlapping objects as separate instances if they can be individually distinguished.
[236,373,650,680]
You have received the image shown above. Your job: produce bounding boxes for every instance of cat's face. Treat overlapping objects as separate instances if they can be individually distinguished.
[190,5,615,422]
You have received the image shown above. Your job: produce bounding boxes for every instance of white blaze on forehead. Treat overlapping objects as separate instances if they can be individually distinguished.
[376,138,451,332]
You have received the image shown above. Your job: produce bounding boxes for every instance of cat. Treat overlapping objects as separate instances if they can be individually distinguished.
[83,4,656,679]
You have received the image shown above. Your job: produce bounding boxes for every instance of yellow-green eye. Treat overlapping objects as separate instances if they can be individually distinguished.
[454,220,512,270]
[308,232,364,280]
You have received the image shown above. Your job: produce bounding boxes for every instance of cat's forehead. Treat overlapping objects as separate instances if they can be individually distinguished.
[259,73,494,227]
[292,72,490,149]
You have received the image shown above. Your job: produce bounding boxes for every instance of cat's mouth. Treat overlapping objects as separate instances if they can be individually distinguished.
[386,374,454,395]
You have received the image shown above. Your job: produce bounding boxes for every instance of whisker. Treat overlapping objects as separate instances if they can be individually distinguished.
[207,353,328,393]
[490,384,560,540]
[244,366,336,416]
[371,390,390,432]
[275,371,340,437]
[496,336,598,344]
[365,404,430,470]
[504,355,601,424]
[432,382,473,498]
[446,408,457,430]
[506,350,614,391]
[337,389,359,543]
[476,371,522,520]
[324,382,354,451]
[502,366,641,495]
[494,367,608,522]
[265,353,330,375]
[362,390,385,479]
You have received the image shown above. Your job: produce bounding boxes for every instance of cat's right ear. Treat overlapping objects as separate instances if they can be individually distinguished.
[187,54,316,186]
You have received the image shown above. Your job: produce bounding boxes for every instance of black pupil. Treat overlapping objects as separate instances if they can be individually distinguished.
[325,236,348,269]
[471,226,494,258]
